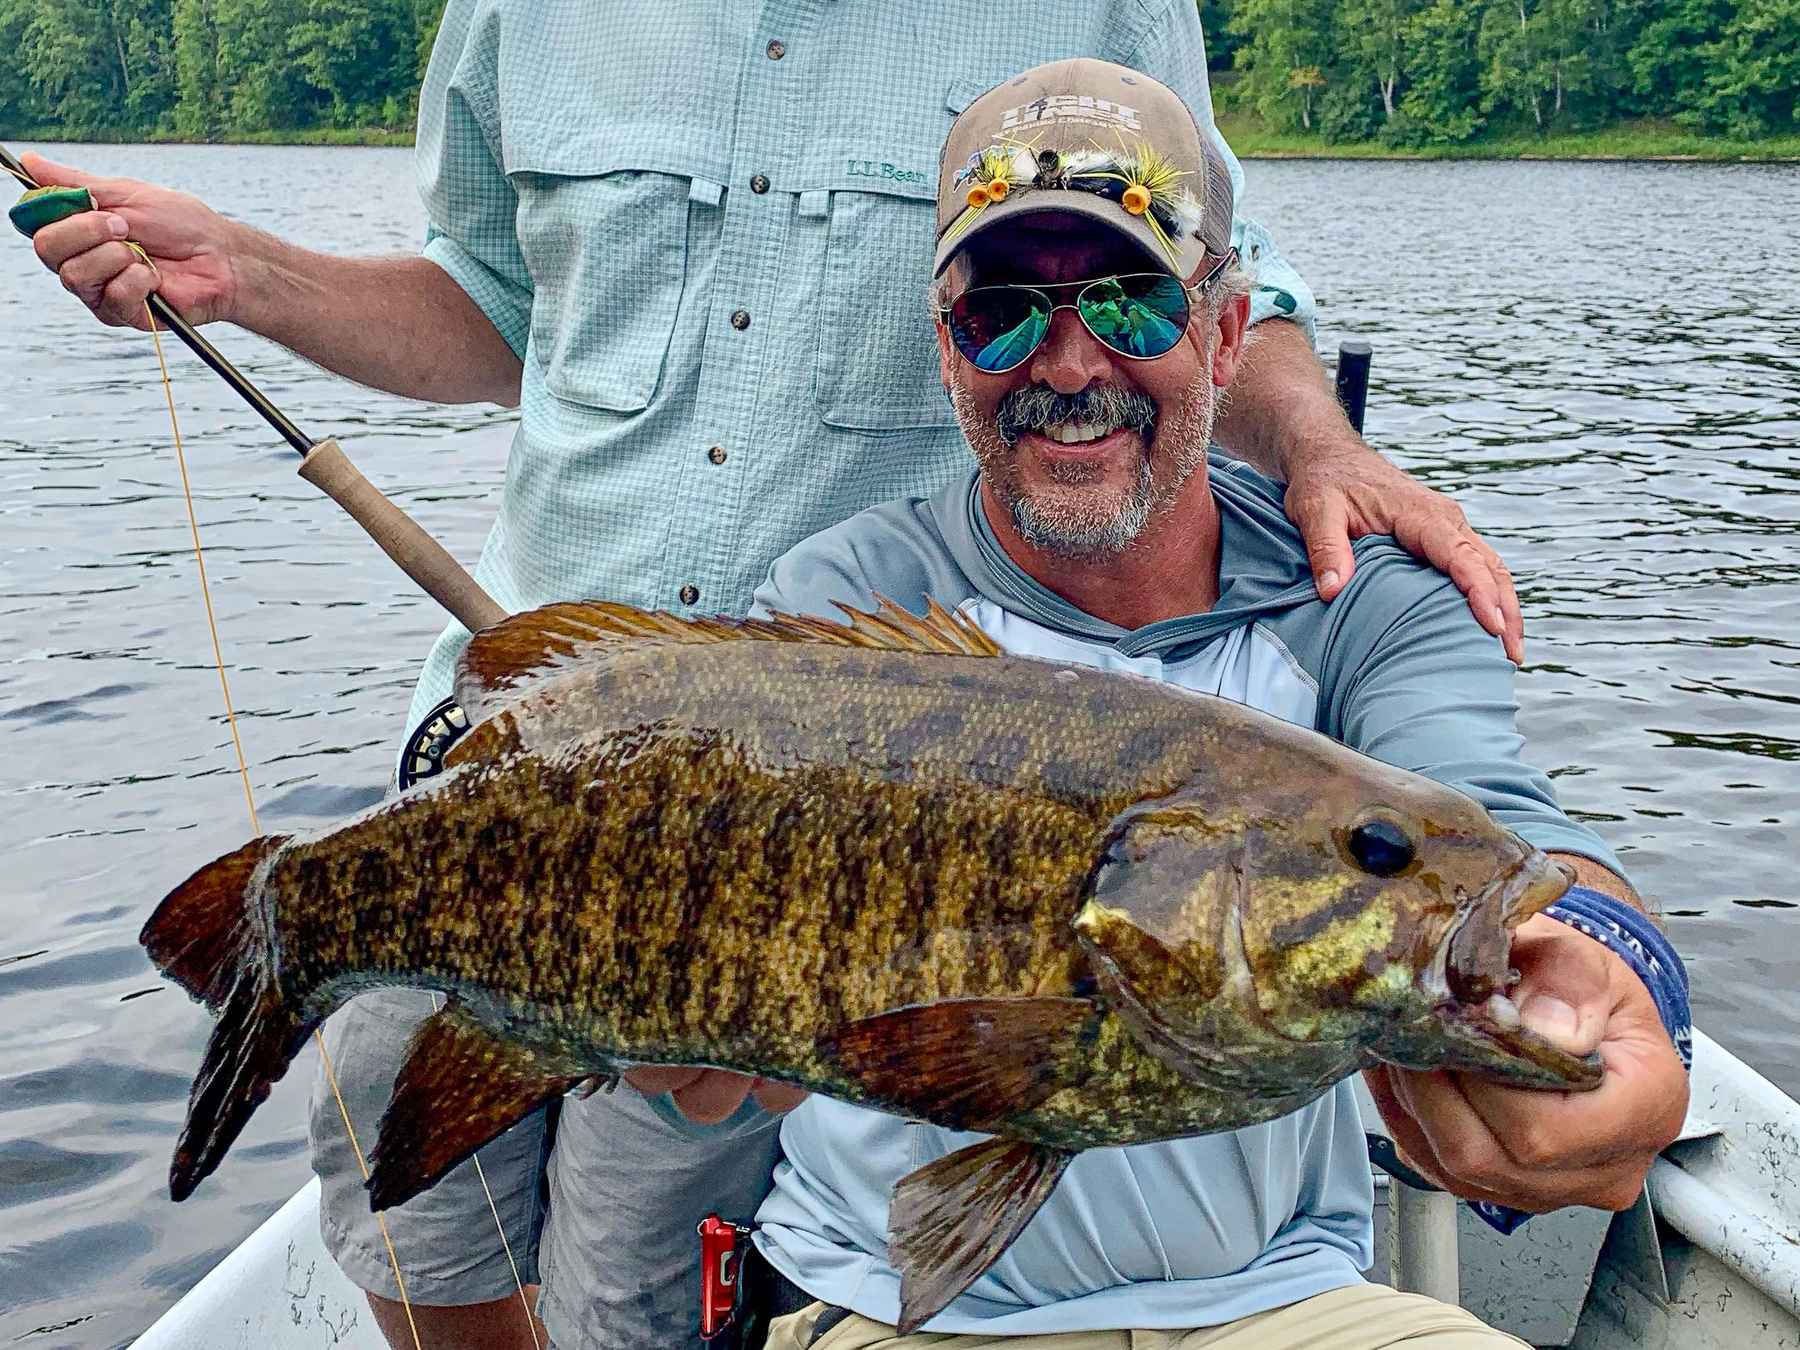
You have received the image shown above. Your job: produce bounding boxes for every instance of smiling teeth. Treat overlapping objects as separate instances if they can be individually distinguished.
[1045,422,1110,445]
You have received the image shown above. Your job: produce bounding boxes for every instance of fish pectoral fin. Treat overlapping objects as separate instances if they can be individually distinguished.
[889,1139,1073,1334]
[366,1001,588,1212]
[456,595,997,716]
[821,996,1098,1131]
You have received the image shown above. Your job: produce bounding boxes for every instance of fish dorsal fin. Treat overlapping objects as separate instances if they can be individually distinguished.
[456,594,1000,713]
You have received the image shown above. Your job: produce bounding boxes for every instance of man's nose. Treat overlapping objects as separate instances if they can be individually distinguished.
[1027,306,1114,395]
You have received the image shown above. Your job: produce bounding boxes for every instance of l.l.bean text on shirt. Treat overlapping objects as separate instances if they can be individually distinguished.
[846,159,930,187]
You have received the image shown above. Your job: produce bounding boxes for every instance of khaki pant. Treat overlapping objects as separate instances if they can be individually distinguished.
[766,1284,1527,1350]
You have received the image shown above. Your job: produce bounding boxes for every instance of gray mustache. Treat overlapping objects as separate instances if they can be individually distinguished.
[995,384,1158,446]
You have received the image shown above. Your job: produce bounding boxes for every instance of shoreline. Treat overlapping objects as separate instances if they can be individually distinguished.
[1211,113,1800,164]
[5,126,1797,165]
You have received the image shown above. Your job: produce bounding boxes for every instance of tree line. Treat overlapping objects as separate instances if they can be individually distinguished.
[0,0,1790,143]
[0,0,447,138]
[1209,0,1796,142]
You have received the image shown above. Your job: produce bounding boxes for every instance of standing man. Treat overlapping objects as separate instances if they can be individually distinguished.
[22,6,1526,1348]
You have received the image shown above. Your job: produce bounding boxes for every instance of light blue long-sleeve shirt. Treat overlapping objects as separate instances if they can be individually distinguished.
[402,0,1316,743]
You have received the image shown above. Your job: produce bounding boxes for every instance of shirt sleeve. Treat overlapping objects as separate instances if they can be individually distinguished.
[752,496,974,621]
[414,0,534,359]
[1125,0,1318,342]
[1318,547,1626,876]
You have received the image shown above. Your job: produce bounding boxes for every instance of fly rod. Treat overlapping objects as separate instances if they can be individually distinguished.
[3,142,507,635]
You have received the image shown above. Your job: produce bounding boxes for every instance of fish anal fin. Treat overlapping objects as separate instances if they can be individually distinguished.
[455,595,998,713]
[890,1139,1073,1334]
[822,997,1097,1132]
[366,1002,589,1212]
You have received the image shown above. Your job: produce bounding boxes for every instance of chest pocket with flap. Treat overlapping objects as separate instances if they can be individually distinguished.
[809,81,992,431]
[508,139,698,416]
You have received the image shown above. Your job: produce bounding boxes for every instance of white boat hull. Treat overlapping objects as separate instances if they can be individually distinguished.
[136,1030,1800,1349]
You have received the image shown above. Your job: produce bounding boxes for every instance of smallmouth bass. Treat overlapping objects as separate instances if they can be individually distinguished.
[142,598,1596,1332]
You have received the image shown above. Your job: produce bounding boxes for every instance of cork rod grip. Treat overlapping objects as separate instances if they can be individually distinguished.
[298,439,508,635]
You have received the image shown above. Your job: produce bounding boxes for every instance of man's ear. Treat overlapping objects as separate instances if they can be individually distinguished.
[1210,292,1251,389]
[936,317,956,392]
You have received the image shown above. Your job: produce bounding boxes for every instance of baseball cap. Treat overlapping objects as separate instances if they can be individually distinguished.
[934,58,1234,282]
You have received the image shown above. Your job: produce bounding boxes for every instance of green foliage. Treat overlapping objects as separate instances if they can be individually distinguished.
[2,0,447,136]
[1229,0,1336,129]
[1688,0,1800,134]
[1224,0,1795,145]
[0,0,1788,145]
[4,0,176,131]
[1201,0,1243,70]
[1393,0,1485,141]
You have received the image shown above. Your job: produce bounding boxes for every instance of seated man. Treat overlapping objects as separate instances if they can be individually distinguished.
[650,58,1691,1349]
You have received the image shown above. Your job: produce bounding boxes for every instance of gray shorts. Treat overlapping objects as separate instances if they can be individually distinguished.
[309,989,785,1349]
[309,988,553,1304]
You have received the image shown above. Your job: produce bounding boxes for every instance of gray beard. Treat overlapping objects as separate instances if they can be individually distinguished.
[951,370,1217,561]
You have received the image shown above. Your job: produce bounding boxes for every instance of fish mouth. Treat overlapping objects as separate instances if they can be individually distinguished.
[1422,848,1602,1091]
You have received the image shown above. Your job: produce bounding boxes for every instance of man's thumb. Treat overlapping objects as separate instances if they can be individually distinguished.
[1297,496,1354,600]
[1516,963,1609,1055]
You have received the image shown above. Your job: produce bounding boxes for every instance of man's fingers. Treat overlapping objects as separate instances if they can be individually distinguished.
[1361,1066,1450,1187]
[1296,493,1355,599]
[1507,915,1615,1055]
[98,263,160,329]
[751,1077,810,1113]
[1396,517,1519,659]
[1456,1036,1685,1180]
[1457,929,1687,1168]
[54,238,143,303]
[1488,552,1525,664]
[31,210,127,270]
[670,1070,758,1125]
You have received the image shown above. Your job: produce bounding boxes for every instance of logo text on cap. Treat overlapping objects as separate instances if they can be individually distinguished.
[999,96,1143,133]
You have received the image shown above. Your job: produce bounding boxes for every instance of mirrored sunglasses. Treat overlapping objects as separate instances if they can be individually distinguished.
[942,254,1233,375]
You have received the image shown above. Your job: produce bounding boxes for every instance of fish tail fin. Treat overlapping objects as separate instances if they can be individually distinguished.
[142,832,312,1201]
[168,963,314,1201]
[140,835,289,1009]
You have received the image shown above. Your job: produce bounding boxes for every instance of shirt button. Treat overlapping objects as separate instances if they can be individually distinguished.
[707,445,728,465]
[750,173,770,194]
[766,38,786,59]
[679,584,700,606]
[730,309,751,330]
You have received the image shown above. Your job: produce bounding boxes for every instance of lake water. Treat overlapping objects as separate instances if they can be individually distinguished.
[1,145,1796,1347]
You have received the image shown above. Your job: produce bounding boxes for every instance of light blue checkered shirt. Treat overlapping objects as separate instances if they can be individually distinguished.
[403,0,1318,739]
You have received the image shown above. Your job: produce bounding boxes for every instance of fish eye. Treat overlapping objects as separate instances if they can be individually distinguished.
[1347,819,1416,877]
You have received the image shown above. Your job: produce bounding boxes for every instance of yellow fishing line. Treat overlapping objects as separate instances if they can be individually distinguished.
[4,160,31,187]
[431,991,544,1350]
[316,1033,425,1350]
[142,299,432,1350]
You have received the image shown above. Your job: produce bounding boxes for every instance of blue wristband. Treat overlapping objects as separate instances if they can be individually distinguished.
[1469,885,1690,1236]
